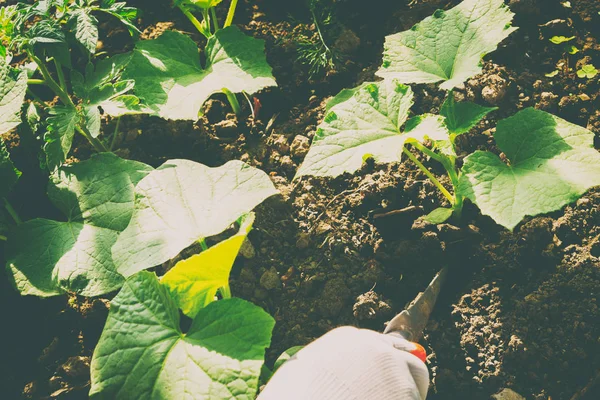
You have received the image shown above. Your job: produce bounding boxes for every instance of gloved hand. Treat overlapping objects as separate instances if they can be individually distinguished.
[259,326,430,400]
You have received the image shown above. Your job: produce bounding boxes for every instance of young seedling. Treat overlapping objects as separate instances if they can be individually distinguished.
[577,64,598,79]
[296,0,600,230]
[167,0,273,116]
[548,35,579,74]
[0,1,144,169]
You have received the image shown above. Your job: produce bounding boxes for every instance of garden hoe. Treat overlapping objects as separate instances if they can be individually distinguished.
[384,267,448,362]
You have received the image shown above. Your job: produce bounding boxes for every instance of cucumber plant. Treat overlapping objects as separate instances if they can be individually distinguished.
[0,0,145,170]
[120,0,276,119]
[295,0,600,230]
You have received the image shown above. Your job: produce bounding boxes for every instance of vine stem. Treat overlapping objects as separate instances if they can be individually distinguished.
[224,0,238,28]
[28,51,74,107]
[402,147,454,204]
[109,117,122,151]
[210,7,219,32]
[76,125,108,152]
[54,59,67,93]
[4,199,21,225]
[26,88,49,109]
[199,238,209,251]
[222,88,241,116]
[220,285,232,299]
[27,79,45,85]
[179,6,210,38]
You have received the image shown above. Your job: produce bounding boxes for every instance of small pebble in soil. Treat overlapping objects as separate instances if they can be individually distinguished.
[214,119,238,138]
[353,290,393,322]
[271,134,290,154]
[318,278,351,317]
[481,75,508,105]
[290,135,311,160]
[260,267,281,290]
[239,238,256,259]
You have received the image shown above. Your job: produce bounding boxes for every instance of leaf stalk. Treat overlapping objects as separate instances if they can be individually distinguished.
[224,0,238,28]
[4,199,21,225]
[402,147,454,204]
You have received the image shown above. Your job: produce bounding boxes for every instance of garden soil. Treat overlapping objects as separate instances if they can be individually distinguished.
[1,0,600,399]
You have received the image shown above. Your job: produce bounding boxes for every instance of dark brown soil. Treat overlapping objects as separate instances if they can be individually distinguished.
[1,0,600,399]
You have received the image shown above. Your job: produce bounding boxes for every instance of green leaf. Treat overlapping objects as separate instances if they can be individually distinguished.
[0,59,27,135]
[421,207,453,224]
[98,1,140,36]
[0,141,21,200]
[295,80,449,178]
[28,20,71,67]
[161,213,255,318]
[440,92,496,135]
[90,272,275,400]
[74,54,149,137]
[549,35,575,44]
[376,0,517,90]
[6,153,152,297]
[458,108,600,230]
[177,0,224,10]
[113,159,278,277]
[43,105,79,170]
[545,70,559,78]
[69,9,99,54]
[124,27,276,120]
[577,64,598,79]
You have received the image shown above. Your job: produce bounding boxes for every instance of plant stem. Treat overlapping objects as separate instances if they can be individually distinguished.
[4,199,21,225]
[411,141,444,163]
[199,238,209,251]
[210,7,219,32]
[179,6,210,38]
[220,285,232,299]
[27,79,45,85]
[54,59,68,93]
[224,0,238,28]
[222,88,241,116]
[76,125,108,152]
[28,51,74,107]
[26,88,49,109]
[402,147,454,204]
[312,9,331,56]
[109,117,122,151]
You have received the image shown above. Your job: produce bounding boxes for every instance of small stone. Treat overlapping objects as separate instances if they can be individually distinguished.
[214,119,238,137]
[271,134,290,154]
[260,267,281,290]
[318,278,350,317]
[290,135,310,160]
[60,356,90,379]
[481,75,507,105]
[492,388,526,400]
[239,238,256,259]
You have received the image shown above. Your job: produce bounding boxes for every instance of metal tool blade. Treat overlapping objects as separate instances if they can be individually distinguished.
[384,267,448,342]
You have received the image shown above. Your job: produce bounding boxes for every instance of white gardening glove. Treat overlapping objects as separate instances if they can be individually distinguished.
[259,326,430,400]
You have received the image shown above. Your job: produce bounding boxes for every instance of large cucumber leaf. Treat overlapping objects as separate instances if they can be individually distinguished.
[458,108,600,230]
[295,80,449,178]
[112,160,278,277]
[162,213,255,319]
[123,27,276,120]
[376,0,517,90]
[90,272,275,400]
[0,58,27,135]
[6,153,152,297]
